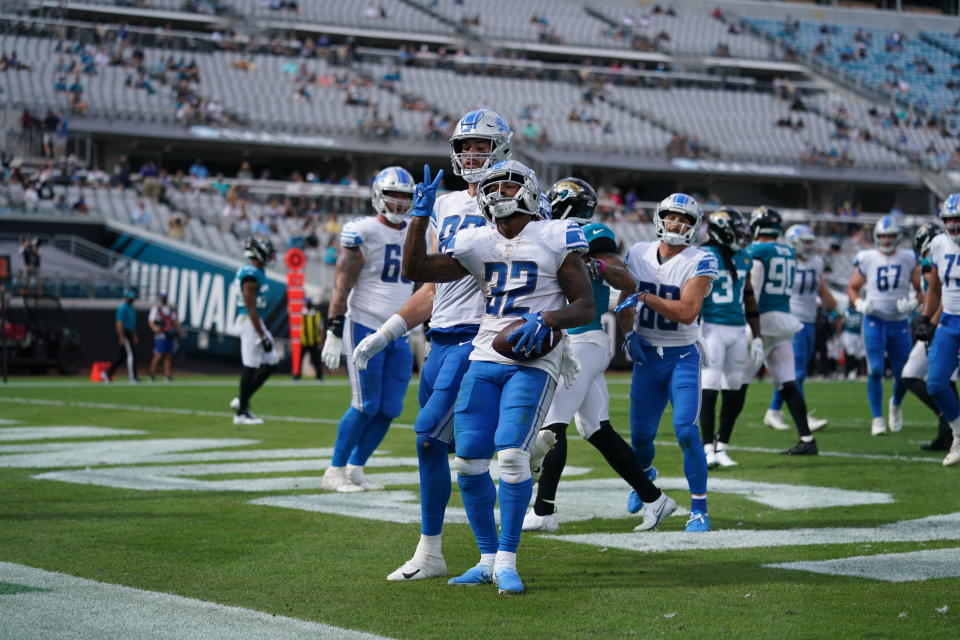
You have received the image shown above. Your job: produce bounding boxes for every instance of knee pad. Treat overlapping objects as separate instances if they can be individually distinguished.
[497,447,531,484]
[452,456,490,476]
[674,424,701,452]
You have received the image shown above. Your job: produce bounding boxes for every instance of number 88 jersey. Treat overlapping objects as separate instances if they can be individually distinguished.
[623,241,718,347]
[929,233,960,315]
[853,247,917,321]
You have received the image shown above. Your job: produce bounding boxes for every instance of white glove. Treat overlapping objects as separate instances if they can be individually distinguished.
[896,297,919,314]
[558,337,581,389]
[352,314,408,371]
[749,336,765,372]
[696,335,710,368]
[321,329,343,370]
[854,298,874,315]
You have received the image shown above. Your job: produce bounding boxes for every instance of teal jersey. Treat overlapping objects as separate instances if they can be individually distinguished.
[569,222,615,335]
[700,245,750,326]
[235,263,267,315]
[921,255,933,295]
[115,301,136,331]
[843,307,863,334]
[745,241,796,314]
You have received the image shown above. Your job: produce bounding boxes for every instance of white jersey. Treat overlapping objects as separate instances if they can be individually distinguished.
[340,216,414,329]
[790,254,825,324]
[444,218,588,379]
[929,233,960,315]
[623,241,718,347]
[853,247,917,321]
[429,190,486,330]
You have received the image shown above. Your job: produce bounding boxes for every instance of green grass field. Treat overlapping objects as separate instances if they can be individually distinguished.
[1,376,958,639]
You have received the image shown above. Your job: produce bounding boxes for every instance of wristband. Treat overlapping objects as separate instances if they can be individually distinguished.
[380,314,409,342]
[597,258,607,275]
[325,314,345,338]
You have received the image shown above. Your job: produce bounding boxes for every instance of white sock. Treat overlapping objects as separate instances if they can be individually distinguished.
[415,534,442,559]
[479,553,496,567]
[950,417,960,437]
[801,435,814,443]
[494,551,517,571]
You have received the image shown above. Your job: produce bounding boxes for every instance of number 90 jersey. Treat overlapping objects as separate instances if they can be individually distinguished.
[624,242,718,347]
[853,247,917,321]
[745,241,796,314]
[429,190,487,330]
[443,219,589,379]
[340,216,415,328]
[929,233,960,315]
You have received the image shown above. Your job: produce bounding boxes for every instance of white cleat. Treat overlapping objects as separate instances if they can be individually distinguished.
[714,443,739,468]
[229,397,240,411]
[704,443,717,468]
[346,464,384,490]
[807,413,828,432]
[233,411,263,425]
[635,493,678,531]
[321,465,364,493]
[386,555,447,581]
[763,409,791,431]
[99,371,111,384]
[944,435,960,467]
[521,509,559,532]
[529,429,557,483]
[888,398,903,433]
[871,417,887,436]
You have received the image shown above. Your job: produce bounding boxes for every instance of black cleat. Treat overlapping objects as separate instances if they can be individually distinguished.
[922,434,952,451]
[781,440,818,455]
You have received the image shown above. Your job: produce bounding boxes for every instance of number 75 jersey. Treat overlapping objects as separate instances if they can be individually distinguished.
[853,247,917,321]
[929,233,960,315]
[443,219,588,377]
[340,216,414,328]
[623,242,718,347]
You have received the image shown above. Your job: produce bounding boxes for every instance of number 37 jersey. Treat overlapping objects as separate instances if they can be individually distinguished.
[853,247,917,321]
[624,242,718,347]
[340,216,414,328]
[443,219,588,378]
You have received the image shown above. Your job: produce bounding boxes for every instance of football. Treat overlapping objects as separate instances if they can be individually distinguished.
[491,318,563,362]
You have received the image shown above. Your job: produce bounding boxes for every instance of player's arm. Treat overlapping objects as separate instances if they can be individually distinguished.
[643,275,712,325]
[401,215,468,282]
[616,287,637,333]
[743,275,761,337]
[545,253,595,329]
[395,281,436,326]
[328,246,363,319]
[242,278,265,339]
[817,277,837,311]
[591,252,635,292]
[846,268,865,304]
[921,265,941,319]
[148,309,161,333]
[910,264,923,302]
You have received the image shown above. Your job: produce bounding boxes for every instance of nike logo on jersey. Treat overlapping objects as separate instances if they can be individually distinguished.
[459,340,472,347]
[402,569,421,579]
[679,353,690,359]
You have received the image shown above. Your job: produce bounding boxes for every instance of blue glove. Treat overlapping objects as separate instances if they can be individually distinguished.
[412,164,444,217]
[615,293,641,313]
[507,312,551,357]
[623,331,650,365]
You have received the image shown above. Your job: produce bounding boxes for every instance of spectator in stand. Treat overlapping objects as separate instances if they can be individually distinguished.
[168,212,188,240]
[251,216,271,237]
[132,200,154,226]
[41,110,59,158]
[111,155,132,188]
[18,237,41,290]
[103,288,140,384]
[189,158,209,180]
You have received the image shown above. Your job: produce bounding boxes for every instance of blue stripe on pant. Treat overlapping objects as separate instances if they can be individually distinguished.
[454,360,556,555]
[629,343,707,498]
[413,331,475,536]
[770,321,816,411]
[331,320,413,468]
[927,313,960,423]
[863,315,911,418]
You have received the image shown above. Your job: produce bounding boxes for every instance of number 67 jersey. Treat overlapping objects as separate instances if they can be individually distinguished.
[624,242,718,347]
[853,246,918,321]
[442,219,589,378]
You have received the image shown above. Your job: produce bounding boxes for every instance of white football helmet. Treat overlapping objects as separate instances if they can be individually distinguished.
[449,109,512,183]
[784,224,816,258]
[371,166,414,224]
[873,215,901,255]
[476,160,541,222]
[654,193,702,246]
[940,193,960,244]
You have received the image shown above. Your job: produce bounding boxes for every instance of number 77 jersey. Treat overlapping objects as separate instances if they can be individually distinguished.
[623,241,718,347]
[853,247,917,321]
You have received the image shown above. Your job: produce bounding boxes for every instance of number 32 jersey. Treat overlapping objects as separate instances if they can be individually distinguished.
[624,242,718,347]
[853,247,917,321]
[443,219,588,378]
[340,216,414,328]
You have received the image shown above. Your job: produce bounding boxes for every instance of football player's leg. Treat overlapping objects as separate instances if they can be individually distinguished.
[237,319,263,414]
[768,340,812,438]
[700,325,726,446]
[888,320,912,407]
[668,346,708,515]
[769,327,806,412]
[863,317,886,419]
[453,362,501,564]
[349,336,414,467]
[330,322,379,468]
[629,358,669,472]
[926,321,960,424]
[495,367,555,575]
[249,327,279,400]
[414,340,472,536]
